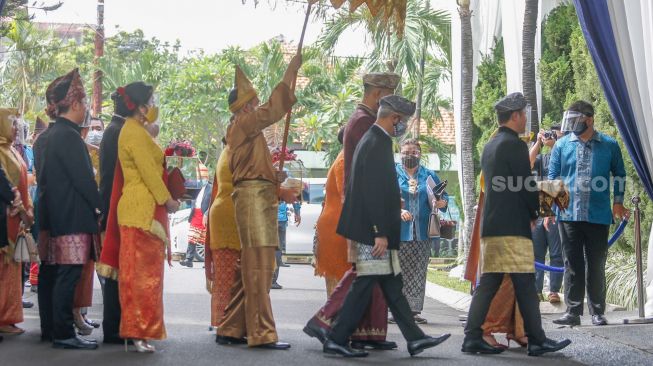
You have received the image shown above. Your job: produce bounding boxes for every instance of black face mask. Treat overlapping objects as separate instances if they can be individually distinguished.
[402,155,419,169]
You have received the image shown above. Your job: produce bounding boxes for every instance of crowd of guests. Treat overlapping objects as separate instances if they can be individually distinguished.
[0,48,626,360]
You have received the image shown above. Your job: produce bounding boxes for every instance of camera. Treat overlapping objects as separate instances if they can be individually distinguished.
[542,130,556,140]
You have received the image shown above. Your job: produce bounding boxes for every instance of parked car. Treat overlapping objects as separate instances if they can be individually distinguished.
[286,178,326,255]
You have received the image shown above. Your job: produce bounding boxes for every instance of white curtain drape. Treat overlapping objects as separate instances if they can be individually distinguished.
[605,0,653,316]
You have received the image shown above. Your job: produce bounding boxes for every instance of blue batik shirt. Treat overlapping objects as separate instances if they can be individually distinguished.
[278,201,301,224]
[548,131,626,225]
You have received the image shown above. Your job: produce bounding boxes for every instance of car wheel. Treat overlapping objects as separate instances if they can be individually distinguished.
[195,244,205,262]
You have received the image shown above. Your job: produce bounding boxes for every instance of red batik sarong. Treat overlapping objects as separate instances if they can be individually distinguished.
[310,269,388,341]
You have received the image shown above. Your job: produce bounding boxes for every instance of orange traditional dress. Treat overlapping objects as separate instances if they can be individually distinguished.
[205,147,241,327]
[314,151,349,296]
[0,108,33,330]
[100,117,171,341]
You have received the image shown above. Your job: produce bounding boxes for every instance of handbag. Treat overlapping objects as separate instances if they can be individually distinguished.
[439,207,458,240]
[13,229,40,264]
[428,209,441,238]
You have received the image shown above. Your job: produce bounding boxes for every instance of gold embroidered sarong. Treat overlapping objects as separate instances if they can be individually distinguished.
[232,180,279,249]
[480,236,535,274]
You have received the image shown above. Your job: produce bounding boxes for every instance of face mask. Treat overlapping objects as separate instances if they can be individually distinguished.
[144,105,159,123]
[402,155,419,169]
[86,130,103,146]
[572,121,588,136]
[393,116,408,137]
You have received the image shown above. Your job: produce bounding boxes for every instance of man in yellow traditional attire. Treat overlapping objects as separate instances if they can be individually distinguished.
[215,54,301,350]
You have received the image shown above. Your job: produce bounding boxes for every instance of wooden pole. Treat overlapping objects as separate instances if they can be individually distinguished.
[277,2,312,173]
[92,0,105,117]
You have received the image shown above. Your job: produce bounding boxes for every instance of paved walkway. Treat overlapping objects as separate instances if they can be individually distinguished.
[3,264,652,366]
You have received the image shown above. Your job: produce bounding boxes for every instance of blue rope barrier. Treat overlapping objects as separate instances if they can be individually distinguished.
[534,219,629,273]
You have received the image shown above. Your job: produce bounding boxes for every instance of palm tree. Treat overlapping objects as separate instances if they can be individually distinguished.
[0,20,63,115]
[458,0,476,260]
[522,0,539,132]
[317,0,451,99]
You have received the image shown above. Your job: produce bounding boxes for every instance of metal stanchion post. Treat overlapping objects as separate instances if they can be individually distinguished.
[623,196,653,324]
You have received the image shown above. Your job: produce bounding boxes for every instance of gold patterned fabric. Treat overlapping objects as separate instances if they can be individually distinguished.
[232,180,279,249]
[309,0,407,35]
[217,246,278,346]
[480,236,535,274]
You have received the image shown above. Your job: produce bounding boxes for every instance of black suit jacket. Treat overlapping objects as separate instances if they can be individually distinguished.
[0,167,15,248]
[337,125,401,250]
[41,118,100,236]
[98,116,125,230]
[481,126,539,239]
[33,123,53,233]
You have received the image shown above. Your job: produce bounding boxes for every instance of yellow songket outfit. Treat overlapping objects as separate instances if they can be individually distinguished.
[217,67,297,347]
[207,147,241,326]
[116,117,171,341]
[480,236,535,274]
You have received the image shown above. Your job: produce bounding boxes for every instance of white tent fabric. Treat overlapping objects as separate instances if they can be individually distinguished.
[501,0,525,94]
[449,0,561,225]
[605,0,653,316]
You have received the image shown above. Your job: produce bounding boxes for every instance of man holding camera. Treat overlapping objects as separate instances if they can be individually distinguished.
[529,126,564,303]
[549,101,628,327]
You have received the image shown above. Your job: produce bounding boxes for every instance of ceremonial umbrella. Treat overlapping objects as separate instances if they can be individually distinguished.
[270,0,408,172]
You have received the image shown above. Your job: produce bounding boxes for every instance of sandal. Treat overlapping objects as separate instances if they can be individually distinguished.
[0,325,25,335]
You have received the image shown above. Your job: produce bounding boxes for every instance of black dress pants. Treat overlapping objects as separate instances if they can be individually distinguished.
[38,263,83,340]
[464,273,546,344]
[330,273,424,345]
[559,221,609,316]
[102,277,122,341]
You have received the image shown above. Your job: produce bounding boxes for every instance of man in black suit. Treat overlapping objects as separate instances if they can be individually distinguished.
[461,92,571,357]
[322,95,450,358]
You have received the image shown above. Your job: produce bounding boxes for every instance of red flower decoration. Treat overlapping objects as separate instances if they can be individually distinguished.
[165,140,196,157]
[271,147,297,165]
[117,87,136,111]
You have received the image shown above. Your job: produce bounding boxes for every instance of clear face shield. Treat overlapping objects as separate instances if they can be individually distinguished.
[520,104,534,141]
[560,111,587,133]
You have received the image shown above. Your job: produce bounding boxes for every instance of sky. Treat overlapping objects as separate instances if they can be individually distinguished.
[31,0,374,56]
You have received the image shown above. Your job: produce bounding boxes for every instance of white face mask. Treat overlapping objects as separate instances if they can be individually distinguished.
[86,130,103,146]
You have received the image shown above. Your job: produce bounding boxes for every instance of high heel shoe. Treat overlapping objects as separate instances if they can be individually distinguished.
[482,334,508,350]
[506,334,528,348]
[74,316,94,336]
[133,339,156,353]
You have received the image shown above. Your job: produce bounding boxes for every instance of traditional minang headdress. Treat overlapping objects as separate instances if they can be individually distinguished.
[45,68,86,119]
[228,66,257,113]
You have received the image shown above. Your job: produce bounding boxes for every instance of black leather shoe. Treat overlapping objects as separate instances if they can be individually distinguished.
[53,336,99,350]
[216,335,247,345]
[323,340,368,357]
[280,263,290,267]
[303,321,328,344]
[255,341,291,350]
[179,260,193,268]
[527,338,572,356]
[461,338,504,354]
[552,313,581,326]
[592,314,608,326]
[22,300,34,309]
[350,340,398,350]
[408,334,451,356]
[271,283,283,290]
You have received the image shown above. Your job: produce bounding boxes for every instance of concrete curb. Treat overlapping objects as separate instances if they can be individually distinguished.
[425,280,471,312]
